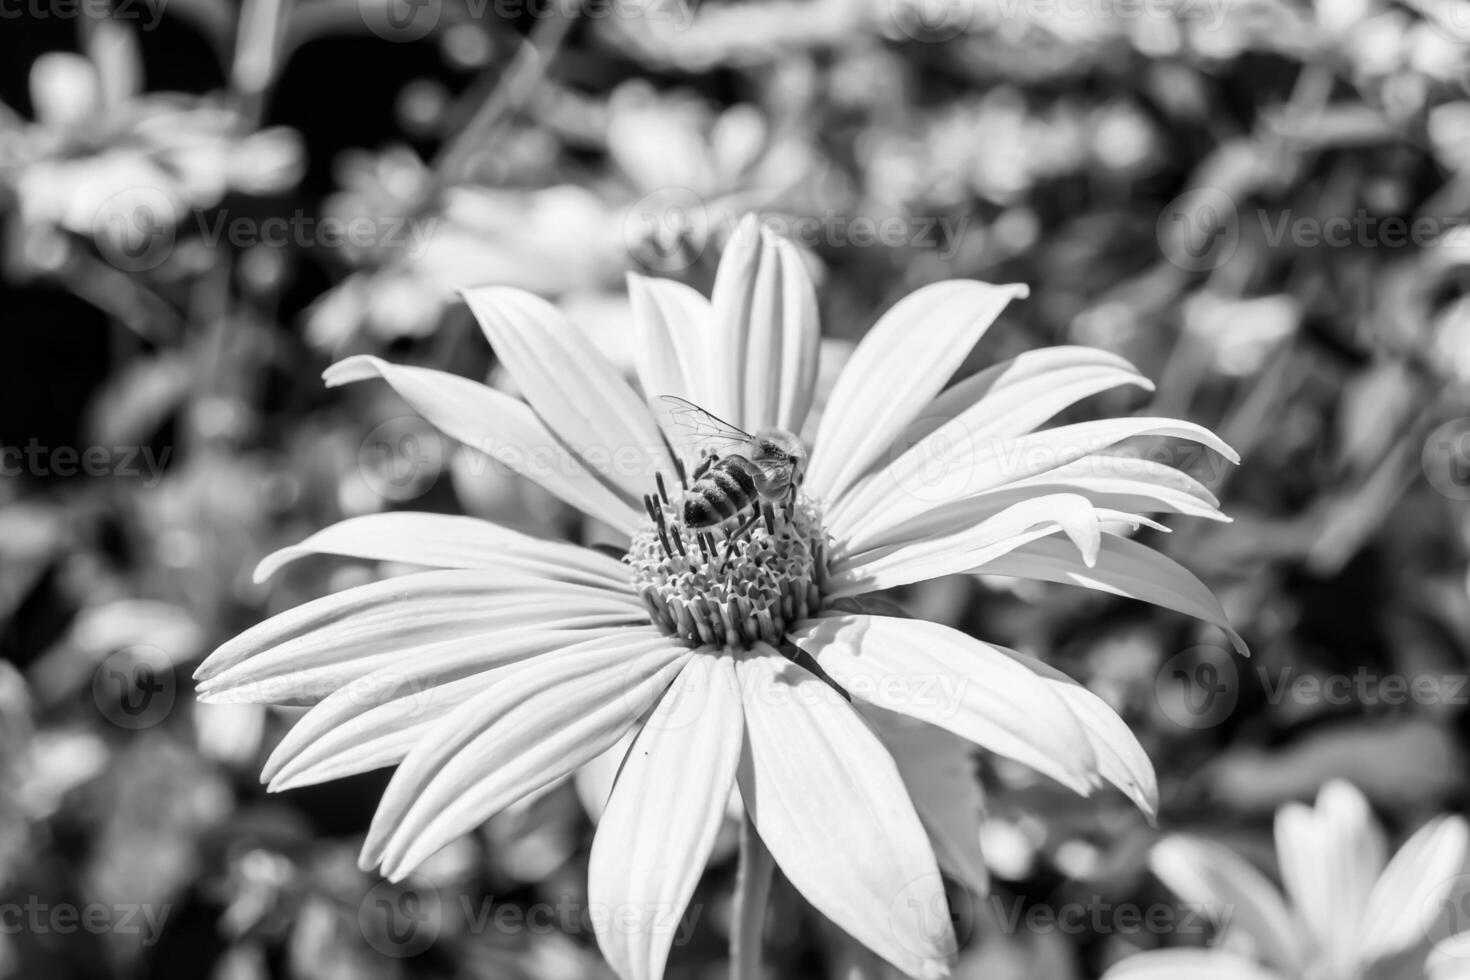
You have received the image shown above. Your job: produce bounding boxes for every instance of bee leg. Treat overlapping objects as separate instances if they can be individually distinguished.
[762,503,777,536]
[723,511,761,558]
[692,453,718,481]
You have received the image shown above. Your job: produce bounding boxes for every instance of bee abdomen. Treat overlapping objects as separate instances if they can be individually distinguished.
[683,463,755,527]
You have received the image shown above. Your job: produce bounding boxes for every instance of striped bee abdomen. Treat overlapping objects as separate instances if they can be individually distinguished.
[683,459,758,527]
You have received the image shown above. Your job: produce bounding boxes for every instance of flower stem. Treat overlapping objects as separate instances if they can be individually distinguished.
[731,813,774,980]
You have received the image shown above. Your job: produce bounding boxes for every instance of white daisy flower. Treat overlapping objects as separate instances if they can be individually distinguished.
[196,214,1240,980]
[1107,780,1470,980]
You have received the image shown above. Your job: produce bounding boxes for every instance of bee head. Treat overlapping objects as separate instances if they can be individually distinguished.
[754,428,808,487]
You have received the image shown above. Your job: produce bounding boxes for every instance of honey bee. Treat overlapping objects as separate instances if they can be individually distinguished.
[656,396,807,535]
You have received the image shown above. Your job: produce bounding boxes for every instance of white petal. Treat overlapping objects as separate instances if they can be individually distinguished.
[806,280,1028,504]
[364,629,691,878]
[1275,780,1386,971]
[974,534,1248,654]
[788,614,1100,796]
[462,287,672,498]
[709,217,820,432]
[843,457,1226,554]
[858,703,988,896]
[833,415,1236,538]
[627,273,714,404]
[1101,950,1284,980]
[1356,814,1470,966]
[734,643,955,979]
[325,355,643,534]
[1148,837,1307,974]
[590,653,744,980]
[254,512,632,587]
[1427,932,1470,979]
[826,493,1112,598]
[830,346,1153,536]
[992,646,1158,818]
[195,570,643,703]
[261,626,635,791]
[574,731,637,823]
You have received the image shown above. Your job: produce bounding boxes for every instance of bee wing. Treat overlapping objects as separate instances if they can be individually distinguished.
[654,396,752,461]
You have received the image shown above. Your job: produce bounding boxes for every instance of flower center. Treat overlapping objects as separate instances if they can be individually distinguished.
[626,477,827,650]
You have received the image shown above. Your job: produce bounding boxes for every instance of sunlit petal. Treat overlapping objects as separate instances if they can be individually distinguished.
[859,702,988,896]
[826,494,1122,598]
[590,653,744,980]
[806,280,1029,504]
[195,570,644,704]
[254,512,632,587]
[1275,781,1386,973]
[974,534,1248,654]
[263,626,634,790]
[364,629,691,878]
[788,614,1100,796]
[735,644,956,979]
[1149,837,1307,974]
[325,355,643,534]
[627,272,714,405]
[708,216,820,432]
[462,286,673,497]
[1356,814,1470,966]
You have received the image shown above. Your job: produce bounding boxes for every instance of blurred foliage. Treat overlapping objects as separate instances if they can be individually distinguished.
[2,0,1470,976]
